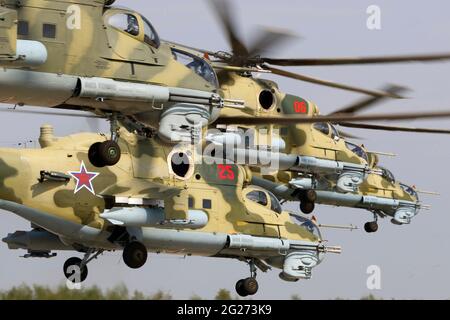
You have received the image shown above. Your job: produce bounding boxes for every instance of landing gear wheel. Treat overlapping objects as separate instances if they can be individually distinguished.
[63,257,88,283]
[235,279,248,297]
[123,242,148,269]
[364,221,379,233]
[88,142,104,168]
[304,190,317,203]
[88,141,121,167]
[300,201,315,214]
[98,140,121,166]
[242,277,259,296]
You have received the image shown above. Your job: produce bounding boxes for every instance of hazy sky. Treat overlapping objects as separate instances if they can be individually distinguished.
[2,0,450,299]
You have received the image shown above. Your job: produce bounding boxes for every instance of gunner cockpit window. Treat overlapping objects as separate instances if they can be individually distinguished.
[109,13,140,37]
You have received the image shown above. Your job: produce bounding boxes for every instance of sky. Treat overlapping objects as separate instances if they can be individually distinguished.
[1,0,450,299]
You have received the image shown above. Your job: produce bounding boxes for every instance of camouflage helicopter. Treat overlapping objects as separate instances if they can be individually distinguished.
[0,0,248,168]
[0,124,341,296]
[2,0,450,171]
[160,1,450,232]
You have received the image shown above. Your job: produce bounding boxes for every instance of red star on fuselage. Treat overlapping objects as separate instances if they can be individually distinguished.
[68,161,99,195]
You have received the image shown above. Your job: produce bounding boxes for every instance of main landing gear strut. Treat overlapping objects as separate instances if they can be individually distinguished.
[63,249,104,283]
[235,259,259,297]
[88,113,121,168]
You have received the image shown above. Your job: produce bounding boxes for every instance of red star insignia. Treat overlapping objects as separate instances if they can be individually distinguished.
[68,161,99,195]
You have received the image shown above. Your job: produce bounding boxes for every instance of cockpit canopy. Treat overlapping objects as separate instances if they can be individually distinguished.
[244,187,282,214]
[400,183,418,199]
[313,122,340,140]
[107,10,160,48]
[379,166,395,183]
[289,214,322,239]
[171,49,219,87]
[345,141,368,162]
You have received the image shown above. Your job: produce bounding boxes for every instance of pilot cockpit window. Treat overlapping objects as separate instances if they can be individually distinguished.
[246,190,268,207]
[330,124,340,139]
[142,15,160,48]
[109,13,140,37]
[313,122,330,136]
[171,49,219,87]
[345,142,368,162]
[269,192,282,214]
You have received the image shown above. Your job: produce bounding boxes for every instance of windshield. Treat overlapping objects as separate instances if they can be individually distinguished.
[345,142,368,162]
[268,191,282,214]
[330,124,340,139]
[246,190,268,207]
[289,214,321,239]
[107,12,160,48]
[400,183,418,199]
[380,166,396,183]
[141,15,160,48]
[313,122,330,136]
[171,49,219,87]
[109,13,140,36]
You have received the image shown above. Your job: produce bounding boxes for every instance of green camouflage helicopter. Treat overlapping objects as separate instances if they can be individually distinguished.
[1,124,341,296]
[1,0,450,169]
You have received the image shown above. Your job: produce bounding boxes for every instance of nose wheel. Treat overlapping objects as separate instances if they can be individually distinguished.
[63,249,104,284]
[235,259,259,297]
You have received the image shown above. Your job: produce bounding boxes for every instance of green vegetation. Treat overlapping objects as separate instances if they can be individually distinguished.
[0,284,384,300]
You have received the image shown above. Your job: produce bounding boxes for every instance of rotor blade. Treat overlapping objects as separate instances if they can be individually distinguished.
[337,130,363,139]
[0,107,102,119]
[262,53,450,66]
[162,39,216,56]
[267,66,400,98]
[247,27,297,60]
[329,84,409,115]
[338,122,450,134]
[215,110,450,126]
[209,0,249,58]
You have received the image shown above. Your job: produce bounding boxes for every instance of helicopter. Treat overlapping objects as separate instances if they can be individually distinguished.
[2,0,450,171]
[0,124,341,297]
[251,165,425,233]
[0,0,247,168]
[157,0,450,231]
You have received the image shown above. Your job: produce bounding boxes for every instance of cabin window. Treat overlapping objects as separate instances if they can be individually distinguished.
[142,15,160,48]
[202,199,212,209]
[246,190,268,207]
[109,13,140,37]
[18,21,29,36]
[43,23,56,38]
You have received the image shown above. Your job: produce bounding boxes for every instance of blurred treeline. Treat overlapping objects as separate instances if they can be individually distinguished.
[0,283,381,300]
